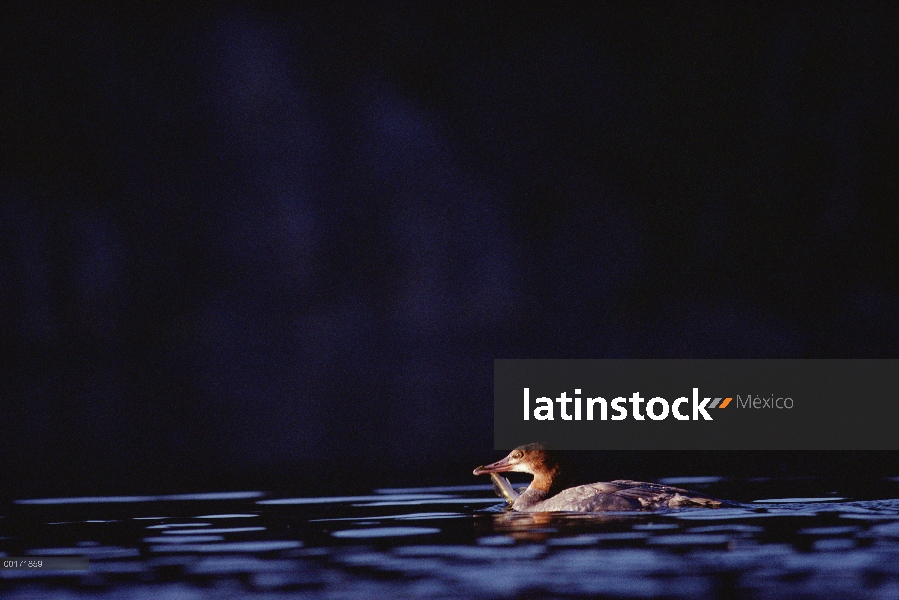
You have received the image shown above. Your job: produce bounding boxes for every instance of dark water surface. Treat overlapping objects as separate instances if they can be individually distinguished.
[4,478,899,599]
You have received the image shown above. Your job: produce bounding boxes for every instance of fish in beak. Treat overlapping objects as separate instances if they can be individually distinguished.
[472,454,516,476]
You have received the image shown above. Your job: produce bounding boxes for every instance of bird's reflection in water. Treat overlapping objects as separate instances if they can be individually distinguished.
[474,509,654,542]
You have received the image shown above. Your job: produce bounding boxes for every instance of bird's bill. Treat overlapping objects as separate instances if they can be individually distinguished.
[472,454,515,476]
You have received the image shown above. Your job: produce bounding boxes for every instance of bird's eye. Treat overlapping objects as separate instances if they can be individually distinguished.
[512,451,523,459]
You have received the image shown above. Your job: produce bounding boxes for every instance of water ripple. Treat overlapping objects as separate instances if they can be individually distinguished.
[5,480,899,598]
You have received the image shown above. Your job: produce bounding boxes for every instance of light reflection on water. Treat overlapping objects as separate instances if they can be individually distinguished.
[15,491,266,505]
[2,481,899,599]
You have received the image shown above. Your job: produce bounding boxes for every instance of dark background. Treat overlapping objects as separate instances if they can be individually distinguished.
[2,4,898,499]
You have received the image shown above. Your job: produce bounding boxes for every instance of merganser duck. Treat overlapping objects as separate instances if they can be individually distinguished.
[473,443,732,512]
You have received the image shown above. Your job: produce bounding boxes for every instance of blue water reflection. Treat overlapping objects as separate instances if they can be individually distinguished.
[3,481,899,598]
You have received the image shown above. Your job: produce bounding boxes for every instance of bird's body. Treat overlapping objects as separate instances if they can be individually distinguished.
[475,443,731,512]
[499,478,727,512]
